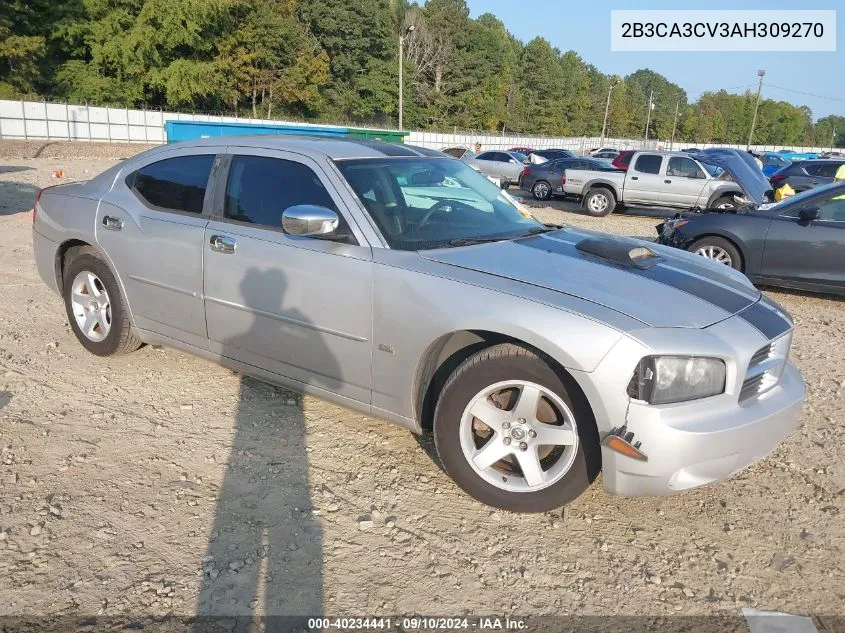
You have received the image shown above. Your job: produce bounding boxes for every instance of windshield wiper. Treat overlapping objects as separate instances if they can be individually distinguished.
[447,235,511,247]
[446,225,556,247]
[516,226,558,238]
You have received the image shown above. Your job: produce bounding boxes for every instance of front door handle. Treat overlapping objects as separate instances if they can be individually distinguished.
[102,215,123,231]
[664,179,672,184]
[810,181,820,185]
[631,176,639,180]
[210,235,236,254]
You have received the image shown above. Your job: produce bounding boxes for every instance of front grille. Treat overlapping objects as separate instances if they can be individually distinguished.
[740,373,767,401]
[740,334,792,402]
[749,343,772,367]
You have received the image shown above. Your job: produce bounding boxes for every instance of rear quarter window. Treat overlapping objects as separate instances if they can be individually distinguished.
[127,155,215,214]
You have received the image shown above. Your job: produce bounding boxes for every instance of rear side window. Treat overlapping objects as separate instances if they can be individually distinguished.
[801,162,837,177]
[476,152,495,161]
[129,155,215,214]
[633,154,663,174]
[224,155,338,228]
[667,157,705,179]
[814,163,842,178]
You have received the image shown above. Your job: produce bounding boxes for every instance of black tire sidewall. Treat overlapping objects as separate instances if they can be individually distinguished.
[63,253,130,356]
[584,189,615,217]
[689,236,743,271]
[433,351,600,512]
[712,196,737,209]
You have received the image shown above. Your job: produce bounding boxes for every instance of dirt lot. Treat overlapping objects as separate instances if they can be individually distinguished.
[1,144,844,624]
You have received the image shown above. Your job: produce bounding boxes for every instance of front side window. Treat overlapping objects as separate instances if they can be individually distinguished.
[336,158,542,251]
[816,197,845,221]
[776,182,845,218]
[130,154,215,213]
[634,154,663,174]
[667,157,705,179]
[224,155,337,228]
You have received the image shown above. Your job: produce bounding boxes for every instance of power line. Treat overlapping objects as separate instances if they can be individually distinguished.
[685,83,756,98]
[764,83,845,103]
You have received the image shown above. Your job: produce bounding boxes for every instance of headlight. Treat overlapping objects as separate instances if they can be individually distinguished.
[627,356,726,404]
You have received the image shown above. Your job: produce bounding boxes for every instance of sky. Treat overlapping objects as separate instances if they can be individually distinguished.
[465,0,843,121]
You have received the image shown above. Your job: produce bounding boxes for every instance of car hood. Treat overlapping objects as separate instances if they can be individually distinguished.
[692,148,773,207]
[420,228,761,329]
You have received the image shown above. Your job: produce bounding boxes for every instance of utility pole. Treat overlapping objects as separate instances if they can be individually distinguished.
[669,98,680,151]
[599,80,619,147]
[643,88,654,144]
[746,69,765,150]
[831,125,837,151]
[398,24,415,130]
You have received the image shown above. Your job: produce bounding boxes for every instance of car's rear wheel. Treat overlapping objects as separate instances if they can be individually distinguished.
[583,188,615,217]
[532,180,552,200]
[433,344,600,512]
[688,236,743,271]
[63,249,142,356]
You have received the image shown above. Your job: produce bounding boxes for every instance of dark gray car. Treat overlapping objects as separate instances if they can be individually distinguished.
[519,158,618,200]
[770,159,845,193]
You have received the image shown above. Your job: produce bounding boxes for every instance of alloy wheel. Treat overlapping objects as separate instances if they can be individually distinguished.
[533,182,550,200]
[459,380,579,493]
[70,271,112,342]
[588,193,608,213]
[694,245,733,266]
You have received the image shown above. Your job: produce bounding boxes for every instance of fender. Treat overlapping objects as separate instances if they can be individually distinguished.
[582,178,620,200]
[706,187,744,208]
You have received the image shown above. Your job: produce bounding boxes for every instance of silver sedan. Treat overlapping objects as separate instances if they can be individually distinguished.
[32,137,804,512]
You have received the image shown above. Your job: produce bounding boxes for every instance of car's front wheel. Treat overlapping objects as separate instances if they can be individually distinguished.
[688,236,743,271]
[433,344,601,512]
[63,248,142,356]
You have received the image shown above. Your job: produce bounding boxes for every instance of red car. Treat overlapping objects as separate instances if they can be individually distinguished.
[507,147,534,154]
[611,150,636,171]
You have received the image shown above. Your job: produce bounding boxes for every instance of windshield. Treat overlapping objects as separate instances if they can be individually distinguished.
[702,163,724,177]
[335,157,543,250]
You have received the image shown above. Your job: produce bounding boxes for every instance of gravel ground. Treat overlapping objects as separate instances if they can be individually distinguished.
[1,146,844,623]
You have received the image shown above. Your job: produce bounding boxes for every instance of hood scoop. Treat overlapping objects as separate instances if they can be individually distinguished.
[575,237,661,270]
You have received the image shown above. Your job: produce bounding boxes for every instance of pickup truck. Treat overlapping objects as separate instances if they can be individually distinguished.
[562,151,747,217]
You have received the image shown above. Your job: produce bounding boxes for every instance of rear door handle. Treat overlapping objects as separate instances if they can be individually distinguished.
[210,235,236,254]
[810,181,820,185]
[631,176,639,180]
[664,179,671,184]
[102,215,123,231]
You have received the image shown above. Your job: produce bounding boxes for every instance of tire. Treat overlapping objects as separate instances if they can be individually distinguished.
[711,195,737,209]
[433,344,601,512]
[63,248,142,356]
[688,236,743,271]
[583,188,616,217]
[531,180,552,201]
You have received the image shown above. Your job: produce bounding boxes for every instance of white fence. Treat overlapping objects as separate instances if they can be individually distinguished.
[0,99,840,154]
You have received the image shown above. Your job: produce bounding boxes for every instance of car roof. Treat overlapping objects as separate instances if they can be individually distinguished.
[140,135,445,160]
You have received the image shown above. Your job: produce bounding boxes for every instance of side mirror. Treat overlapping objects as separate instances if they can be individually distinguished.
[282,205,341,237]
[798,206,820,223]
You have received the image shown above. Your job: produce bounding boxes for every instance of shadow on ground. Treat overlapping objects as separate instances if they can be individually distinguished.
[195,267,342,631]
[0,170,38,216]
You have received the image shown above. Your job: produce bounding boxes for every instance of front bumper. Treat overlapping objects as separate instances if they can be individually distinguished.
[601,361,804,496]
